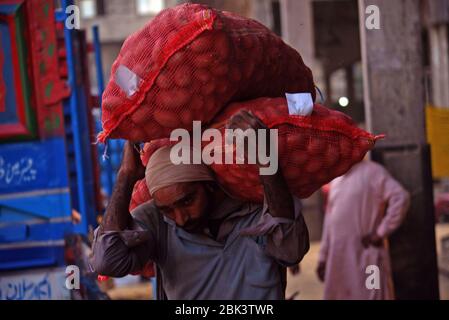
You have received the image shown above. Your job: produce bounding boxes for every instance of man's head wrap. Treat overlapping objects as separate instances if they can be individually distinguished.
[145,146,215,196]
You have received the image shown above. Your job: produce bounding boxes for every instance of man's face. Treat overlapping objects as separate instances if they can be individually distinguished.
[153,182,212,233]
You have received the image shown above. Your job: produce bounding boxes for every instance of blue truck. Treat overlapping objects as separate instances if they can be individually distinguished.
[0,0,124,300]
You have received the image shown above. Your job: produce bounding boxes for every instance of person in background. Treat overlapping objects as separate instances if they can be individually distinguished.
[316,159,410,300]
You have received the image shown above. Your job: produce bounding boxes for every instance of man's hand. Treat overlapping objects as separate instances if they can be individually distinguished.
[227,110,294,219]
[226,109,270,167]
[120,142,145,182]
[316,261,326,282]
[362,231,383,248]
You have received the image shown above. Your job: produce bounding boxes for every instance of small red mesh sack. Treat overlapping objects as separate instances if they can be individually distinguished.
[208,97,382,202]
[129,178,152,212]
[127,179,153,277]
[98,3,315,143]
[129,139,175,211]
[130,261,155,278]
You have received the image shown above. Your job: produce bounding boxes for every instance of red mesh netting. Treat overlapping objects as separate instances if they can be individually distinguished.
[208,98,380,202]
[130,262,155,278]
[129,98,381,206]
[98,3,315,143]
[129,178,152,212]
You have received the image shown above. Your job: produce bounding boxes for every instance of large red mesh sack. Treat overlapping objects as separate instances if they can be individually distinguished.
[98,3,315,143]
[208,98,382,202]
[129,98,381,205]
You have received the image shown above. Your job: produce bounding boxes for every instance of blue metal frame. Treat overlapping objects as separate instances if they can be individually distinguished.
[92,25,114,197]
[55,0,97,234]
[0,138,72,270]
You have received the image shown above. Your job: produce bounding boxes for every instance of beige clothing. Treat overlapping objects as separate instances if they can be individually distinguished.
[319,160,410,300]
[146,145,214,196]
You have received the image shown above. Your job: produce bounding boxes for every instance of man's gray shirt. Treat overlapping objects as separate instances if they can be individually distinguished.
[90,196,309,299]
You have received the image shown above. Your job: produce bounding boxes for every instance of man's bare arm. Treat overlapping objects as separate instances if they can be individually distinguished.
[101,142,145,232]
[227,109,294,219]
[259,167,294,219]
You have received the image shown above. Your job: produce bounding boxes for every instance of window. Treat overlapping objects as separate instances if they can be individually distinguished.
[80,0,96,18]
[136,0,164,15]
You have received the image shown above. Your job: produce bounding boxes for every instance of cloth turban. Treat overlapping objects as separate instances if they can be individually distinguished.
[145,146,215,196]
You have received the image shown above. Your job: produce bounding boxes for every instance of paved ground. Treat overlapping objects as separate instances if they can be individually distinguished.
[286,223,449,300]
[285,242,323,300]
[107,281,153,300]
[436,223,449,300]
[107,224,449,300]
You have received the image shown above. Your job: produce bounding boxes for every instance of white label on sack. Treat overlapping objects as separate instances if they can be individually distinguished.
[115,65,141,97]
[285,92,314,116]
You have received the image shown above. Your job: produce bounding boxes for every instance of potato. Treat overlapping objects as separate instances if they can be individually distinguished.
[190,95,205,112]
[246,169,259,182]
[241,34,254,49]
[289,150,309,166]
[307,137,326,155]
[155,69,171,90]
[229,66,242,82]
[167,50,186,69]
[213,32,230,60]
[153,109,180,128]
[194,68,211,83]
[203,95,217,115]
[315,170,330,184]
[253,69,265,83]
[190,32,214,53]
[323,144,340,168]
[194,53,214,68]
[211,64,229,77]
[339,138,353,156]
[173,65,191,87]
[282,165,301,179]
[286,134,307,149]
[104,95,123,110]
[304,160,323,173]
[201,81,216,96]
[157,88,190,109]
[125,125,145,143]
[180,108,194,127]
[242,60,255,79]
[216,78,230,95]
[130,105,150,125]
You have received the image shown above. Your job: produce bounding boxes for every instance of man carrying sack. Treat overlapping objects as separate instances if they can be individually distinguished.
[90,110,310,299]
